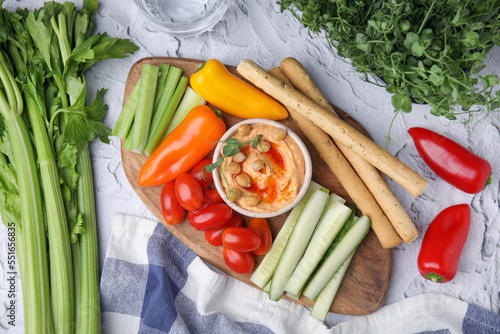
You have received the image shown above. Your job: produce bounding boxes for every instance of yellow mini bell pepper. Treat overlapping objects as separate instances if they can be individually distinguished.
[190,59,289,120]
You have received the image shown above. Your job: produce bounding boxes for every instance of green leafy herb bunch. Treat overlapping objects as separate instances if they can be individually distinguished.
[278,0,500,123]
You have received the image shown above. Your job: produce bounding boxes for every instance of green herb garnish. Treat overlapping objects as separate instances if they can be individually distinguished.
[277,0,500,136]
[204,134,263,176]
[203,134,263,198]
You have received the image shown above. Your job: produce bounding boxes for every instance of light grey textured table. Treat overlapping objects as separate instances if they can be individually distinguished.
[1,0,499,332]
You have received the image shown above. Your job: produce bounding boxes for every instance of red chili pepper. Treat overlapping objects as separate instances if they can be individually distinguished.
[408,127,492,194]
[417,204,471,283]
[138,105,226,187]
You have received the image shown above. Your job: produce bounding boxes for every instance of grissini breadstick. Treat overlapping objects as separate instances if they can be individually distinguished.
[267,66,402,249]
[280,57,418,244]
[237,59,428,199]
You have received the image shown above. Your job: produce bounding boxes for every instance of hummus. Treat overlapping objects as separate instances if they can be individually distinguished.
[219,123,306,213]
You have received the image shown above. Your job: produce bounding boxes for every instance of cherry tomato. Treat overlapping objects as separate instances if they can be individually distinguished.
[187,188,224,224]
[223,247,255,275]
[222,226,261,252]
[190,158,214,189]
[202,188,223,205]
[190,203,232,231]
[175,173,204,211]
[205,214,243,246]
[247,218,272,256]
[160,182,185,225]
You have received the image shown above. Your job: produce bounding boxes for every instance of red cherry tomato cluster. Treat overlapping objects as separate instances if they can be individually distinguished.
[159,158,273,275]
[218,218,273,274]
[160,159,226,226]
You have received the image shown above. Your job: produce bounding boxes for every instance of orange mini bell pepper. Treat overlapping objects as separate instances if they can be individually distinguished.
[190,59,288,120]
[138,105,226,187]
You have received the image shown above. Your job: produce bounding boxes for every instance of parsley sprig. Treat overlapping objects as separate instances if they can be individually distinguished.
[203,134,263,198]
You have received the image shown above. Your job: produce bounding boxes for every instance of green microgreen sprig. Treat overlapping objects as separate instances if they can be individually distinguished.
[202,134,263,199]
[277,0,500,141]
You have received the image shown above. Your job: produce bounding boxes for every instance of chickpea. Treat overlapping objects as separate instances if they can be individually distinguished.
[252,159,265,172]
[232,151,247,163]
[273,127,287,141]
[235,173,251,188]
[257,140,271,153]
[220,143,227,155]
[244,195,260,207]
[237,124,251,136]
[226,162,241,174]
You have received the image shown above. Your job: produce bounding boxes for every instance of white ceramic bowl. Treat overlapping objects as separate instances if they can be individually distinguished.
[132,0,229,37]
[212,119,312,218]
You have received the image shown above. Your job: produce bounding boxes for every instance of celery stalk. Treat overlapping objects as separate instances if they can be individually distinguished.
[0,54,53,332]
[144,76,188,156]
[122,64,159,153]
[1,3,138,334]
[25,93,75,333]
[74,144,100,334]
[162,87,206,139]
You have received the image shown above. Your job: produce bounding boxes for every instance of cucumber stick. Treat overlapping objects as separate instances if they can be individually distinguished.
[250,182,326,289]
[328,192,346,205]
[284,201,352,296]
[310,251,355,321]
[268,189,329,301]
[303,215,371,301]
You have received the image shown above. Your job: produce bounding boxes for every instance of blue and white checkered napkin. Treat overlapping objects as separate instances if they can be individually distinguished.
[100,214,500,334]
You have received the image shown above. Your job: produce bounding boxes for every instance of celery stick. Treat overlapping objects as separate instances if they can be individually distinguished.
[144,76,188,156]
[112,76,142,139]
[162,87,206,139]
[250,182,326,289]
[148,66,182,138]
[122,64,159,153]
[310,251,355,321]
[154,63,170,108]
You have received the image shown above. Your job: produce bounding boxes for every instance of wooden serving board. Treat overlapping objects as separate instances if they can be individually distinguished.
[121,57,392,316]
